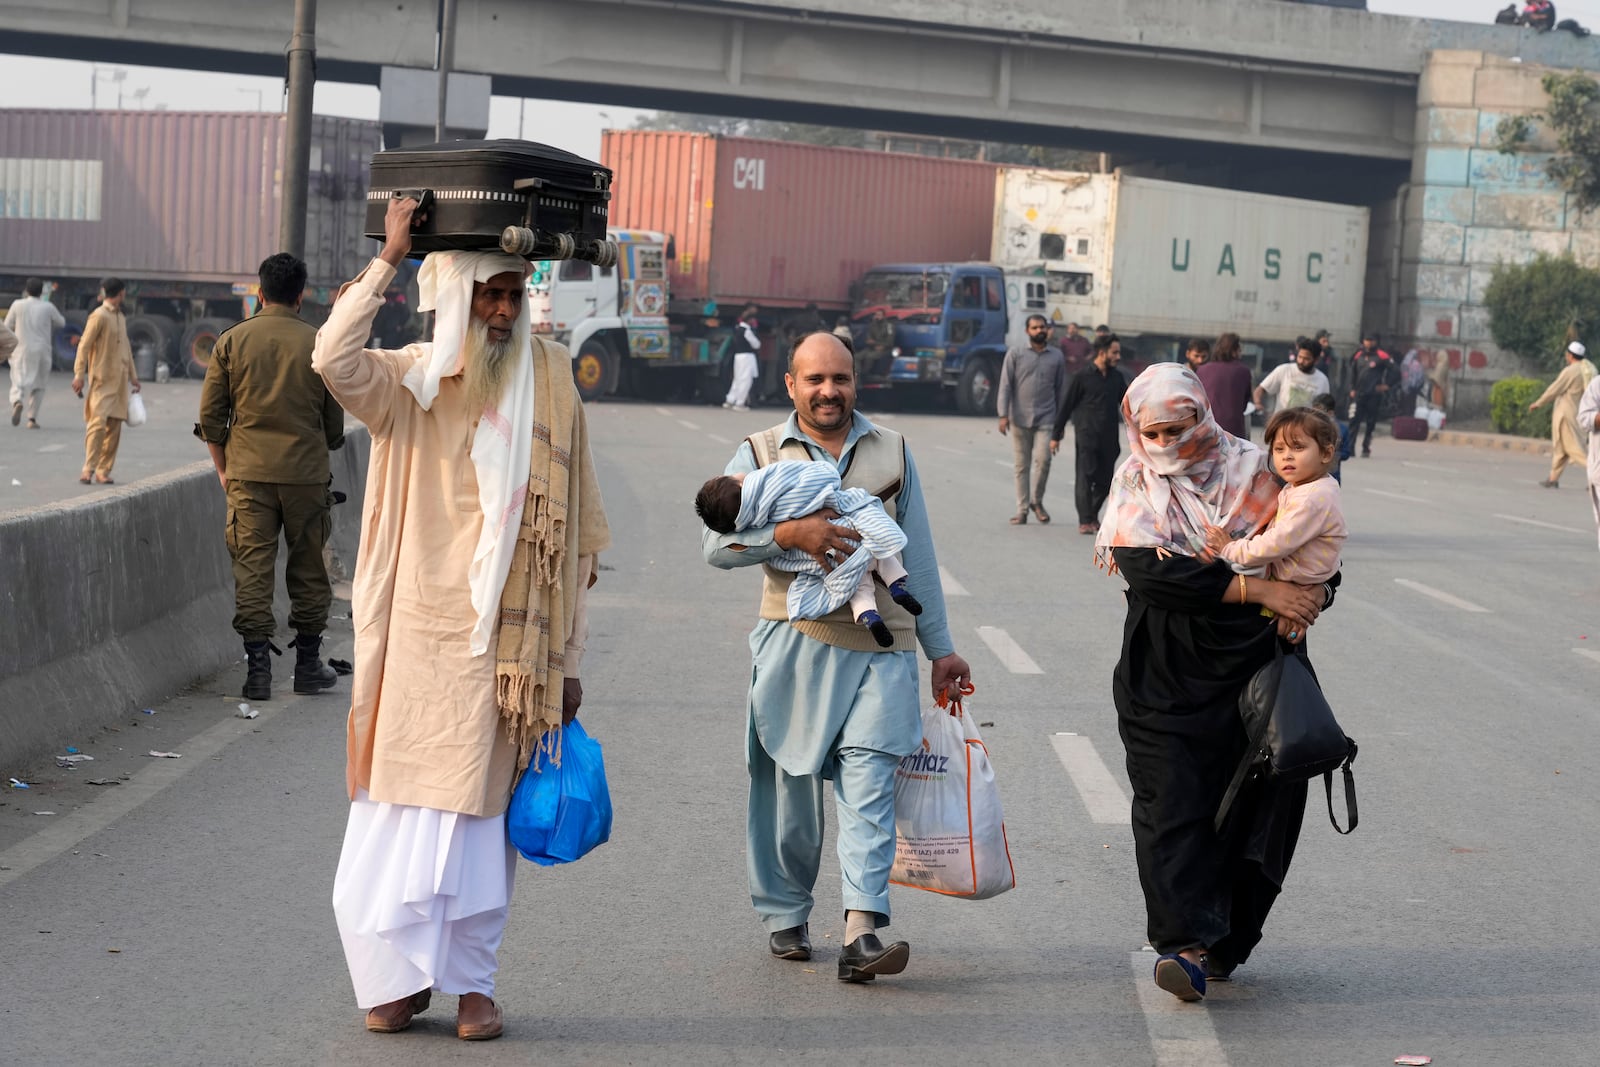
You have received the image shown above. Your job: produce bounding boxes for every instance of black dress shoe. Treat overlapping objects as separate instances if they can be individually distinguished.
[837,933,909,982]
[768,924,811,960]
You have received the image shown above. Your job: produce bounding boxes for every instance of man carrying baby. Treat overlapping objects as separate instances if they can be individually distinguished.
[701,331,973,984]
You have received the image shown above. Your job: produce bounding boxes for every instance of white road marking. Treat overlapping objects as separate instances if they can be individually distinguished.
[1495,513,1590,536]
[0,699,289,890]
[938,566,969,596]
[1050,733,1130,825]
[37,443,65,453]
[975,625,1043,674]
[934,444,966,455]
[707,433,733,445]
[1393,578,1491,613]
[1131,953,1231,1067]
[1573,648,1600,666]
[993,460,1010,468]
[654,406,672,417]
[677,419,701,431]
[1363,488,1431,505]
[1401,460,1456,473]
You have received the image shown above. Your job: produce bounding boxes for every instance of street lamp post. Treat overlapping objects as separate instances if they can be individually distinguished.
[281,0,317,259]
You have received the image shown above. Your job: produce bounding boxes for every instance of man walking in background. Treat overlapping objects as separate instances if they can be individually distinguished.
[1183,338,1210,374]
[1059,321,1091,369]
[1254,337,1330,419]
[1349,332,1398,458]
[1054,333,1127,534]
[6,278,65,429]
[72,277,139,485]
[196,253,346,701]
[1529,341,1595,488]
[997,315,1068,525]
[724,304,762,411]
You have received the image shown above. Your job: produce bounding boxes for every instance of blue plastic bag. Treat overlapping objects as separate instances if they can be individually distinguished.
[507,720,613,866]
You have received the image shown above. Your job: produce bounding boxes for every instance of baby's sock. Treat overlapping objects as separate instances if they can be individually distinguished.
[858,609,893,648]
[887,578,923,616]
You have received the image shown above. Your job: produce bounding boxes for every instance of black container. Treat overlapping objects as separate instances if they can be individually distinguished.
[365,139,613,263]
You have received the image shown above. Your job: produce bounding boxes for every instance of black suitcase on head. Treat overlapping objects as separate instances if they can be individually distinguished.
[365,139,615,266]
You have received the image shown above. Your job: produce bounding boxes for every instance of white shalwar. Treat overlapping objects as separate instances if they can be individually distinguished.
[1579,375,1600,551]
[332,789,516,1008]
[724,320,762,408]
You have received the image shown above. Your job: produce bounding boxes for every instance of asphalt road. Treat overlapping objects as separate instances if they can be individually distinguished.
[0,374,209,516]
[2,400,1597,1066]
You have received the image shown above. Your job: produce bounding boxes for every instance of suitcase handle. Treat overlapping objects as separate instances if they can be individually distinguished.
[390,188,435,227]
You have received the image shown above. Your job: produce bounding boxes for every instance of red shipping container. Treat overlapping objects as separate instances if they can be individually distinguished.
[0,109,380,288]
[602,130,998,309]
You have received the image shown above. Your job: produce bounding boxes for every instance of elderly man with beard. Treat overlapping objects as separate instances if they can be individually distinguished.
[314,198,611,1040]
[702,331,973,983]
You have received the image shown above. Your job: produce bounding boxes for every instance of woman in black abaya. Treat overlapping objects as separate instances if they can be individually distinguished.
[1096,364,1334,1002]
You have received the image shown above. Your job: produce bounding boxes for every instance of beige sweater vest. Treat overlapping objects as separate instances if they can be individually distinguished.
[749,424,916,653]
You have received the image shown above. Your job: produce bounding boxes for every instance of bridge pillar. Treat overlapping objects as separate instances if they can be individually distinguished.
[1381,50,1586,417]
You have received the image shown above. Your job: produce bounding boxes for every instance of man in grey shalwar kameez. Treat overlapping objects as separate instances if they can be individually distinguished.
[702,331,973,983]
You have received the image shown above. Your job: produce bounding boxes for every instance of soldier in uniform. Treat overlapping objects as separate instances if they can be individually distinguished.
[196,253,345,700]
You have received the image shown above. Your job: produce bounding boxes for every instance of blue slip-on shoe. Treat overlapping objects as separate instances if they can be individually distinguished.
[1153,953,1207,1002]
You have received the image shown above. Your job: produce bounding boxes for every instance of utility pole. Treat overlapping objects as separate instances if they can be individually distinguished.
[281,0,317,259]
[435,0,457,142]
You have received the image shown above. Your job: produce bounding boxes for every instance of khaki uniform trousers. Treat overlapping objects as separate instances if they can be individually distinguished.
[83,416,122,478]
[225,479,333,641]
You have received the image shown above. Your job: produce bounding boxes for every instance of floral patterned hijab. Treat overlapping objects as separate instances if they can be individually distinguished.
[1094,363,1280,572]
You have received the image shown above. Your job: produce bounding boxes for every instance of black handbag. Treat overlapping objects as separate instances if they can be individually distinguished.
[1214,641,1358,835]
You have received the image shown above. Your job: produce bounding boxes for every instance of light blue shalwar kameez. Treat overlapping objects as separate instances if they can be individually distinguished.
[703,413,954,933]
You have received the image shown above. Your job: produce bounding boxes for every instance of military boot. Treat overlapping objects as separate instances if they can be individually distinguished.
[243,640,274,701]
[292,633,338,694]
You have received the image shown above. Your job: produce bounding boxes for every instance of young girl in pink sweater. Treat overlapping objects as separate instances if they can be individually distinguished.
[1203,407,1346,583]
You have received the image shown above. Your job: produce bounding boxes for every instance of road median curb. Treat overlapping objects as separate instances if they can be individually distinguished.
[1427,428,1552,455]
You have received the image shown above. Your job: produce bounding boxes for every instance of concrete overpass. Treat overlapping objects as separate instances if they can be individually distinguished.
[5,0,1597,170]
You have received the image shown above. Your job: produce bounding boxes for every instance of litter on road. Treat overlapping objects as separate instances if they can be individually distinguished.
[1395,1057,1433,1066]
[32,811,56,816]
[8,778,30,789]
[237,703,258,719]
[146,751,182,759]
[56,754,94,765]
[85,779,122,787]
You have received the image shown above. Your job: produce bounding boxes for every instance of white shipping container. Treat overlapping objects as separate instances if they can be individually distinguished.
[992,171,1369,345]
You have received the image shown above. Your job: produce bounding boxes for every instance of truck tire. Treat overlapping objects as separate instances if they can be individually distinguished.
[573,338,619,402]
[956,358,998,417]
[52,310,89,372]
[179,317,232,378]
[125,314,178,380]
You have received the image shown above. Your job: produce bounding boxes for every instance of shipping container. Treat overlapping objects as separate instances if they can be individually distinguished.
[602,130,998,310]
[992,170,1369,351]
[0,109,382,377]
[0,109,380,288]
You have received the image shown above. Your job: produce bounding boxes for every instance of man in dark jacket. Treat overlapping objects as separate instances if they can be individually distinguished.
[1349,331,1399,457]
[1053,333,1127,534]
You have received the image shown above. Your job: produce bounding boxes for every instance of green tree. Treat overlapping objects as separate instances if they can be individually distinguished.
[1493,71,1600,215]
[1483,254,1600,372]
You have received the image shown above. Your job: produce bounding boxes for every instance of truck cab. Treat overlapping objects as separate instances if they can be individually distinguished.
[851,263,1043,415]
[531,228,676,400]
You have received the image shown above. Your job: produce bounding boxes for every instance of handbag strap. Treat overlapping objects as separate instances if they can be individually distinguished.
[1325,742,1358,834]
[1213,705,1273,834]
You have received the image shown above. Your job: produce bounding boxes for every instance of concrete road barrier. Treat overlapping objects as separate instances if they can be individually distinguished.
[0,429,370,770]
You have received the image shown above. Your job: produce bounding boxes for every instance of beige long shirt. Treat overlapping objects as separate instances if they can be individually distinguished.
[75,304,135,421]
[313,258,592,818]
[1536,359,1591,463]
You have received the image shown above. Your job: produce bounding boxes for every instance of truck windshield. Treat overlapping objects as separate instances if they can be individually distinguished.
[856,271,949,313]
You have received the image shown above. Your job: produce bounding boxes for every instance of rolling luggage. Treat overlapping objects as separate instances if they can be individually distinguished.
[365,139,615,265]
[1391,415,1429,441]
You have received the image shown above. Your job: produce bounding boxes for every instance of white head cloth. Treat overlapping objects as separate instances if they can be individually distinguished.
[1570,341,1587,358]
[414,249,535,656]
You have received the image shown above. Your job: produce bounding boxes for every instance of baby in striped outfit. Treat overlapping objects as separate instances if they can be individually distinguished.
[696,459,922,646]
[1203,406,1347,584]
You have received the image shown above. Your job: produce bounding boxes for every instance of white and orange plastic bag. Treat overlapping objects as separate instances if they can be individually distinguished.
[889,683,1015,900]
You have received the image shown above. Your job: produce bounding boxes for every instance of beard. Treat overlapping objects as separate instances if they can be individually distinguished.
[463,317,524,412]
